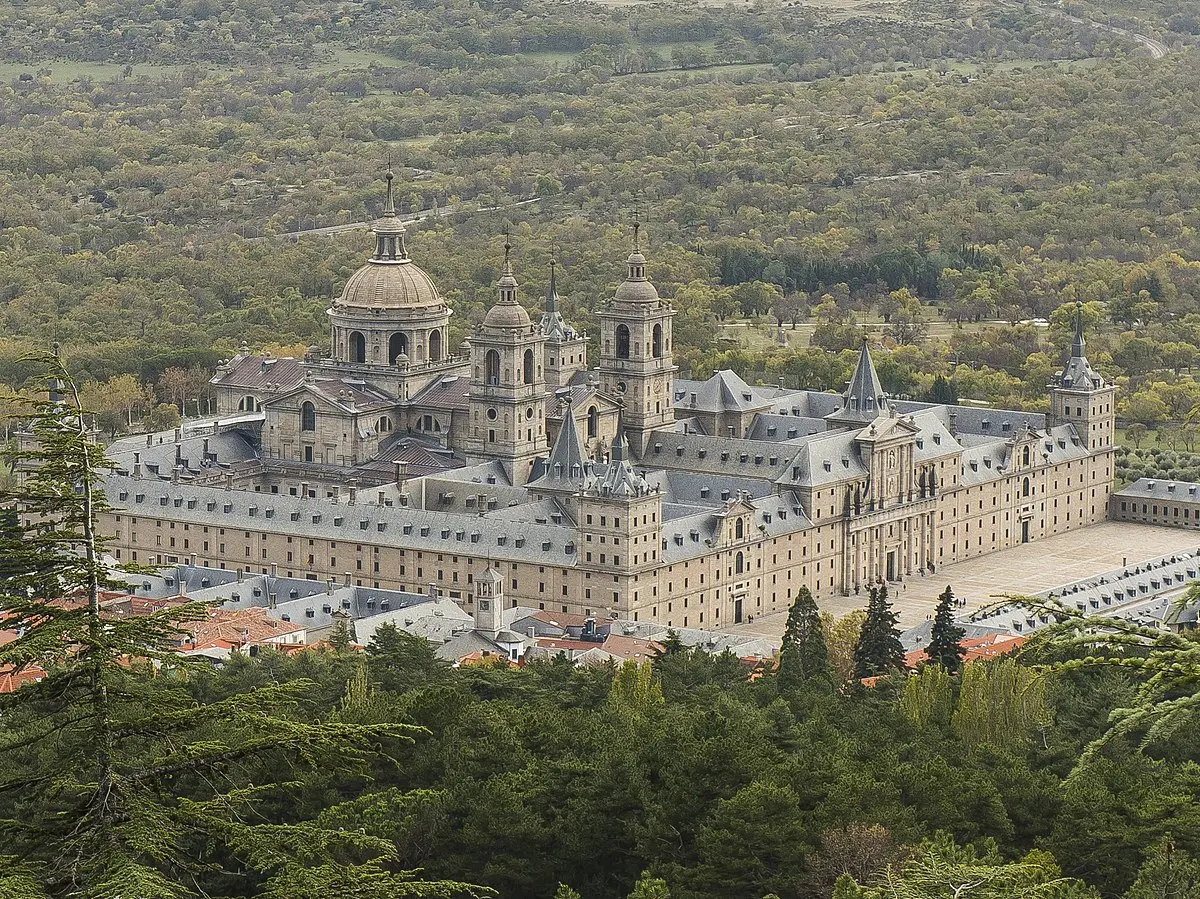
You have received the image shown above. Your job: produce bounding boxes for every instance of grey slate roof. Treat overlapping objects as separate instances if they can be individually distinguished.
[105,474,582,566]
[107,429,258,478]
[826,341,890,425]
[1114,478,1200,505]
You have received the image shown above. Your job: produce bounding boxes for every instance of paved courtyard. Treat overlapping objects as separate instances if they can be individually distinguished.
[733,522,1200,635]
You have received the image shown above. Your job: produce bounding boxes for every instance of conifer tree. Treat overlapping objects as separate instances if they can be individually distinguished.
[777,585,830,688]
[0,354,487,899]
[925,585,966,673]
[852,585,905,678]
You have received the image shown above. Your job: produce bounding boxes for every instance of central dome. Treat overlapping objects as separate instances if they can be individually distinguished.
[339,259,442,310]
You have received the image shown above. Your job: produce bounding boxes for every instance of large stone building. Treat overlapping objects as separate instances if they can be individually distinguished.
[97,181,1116,629]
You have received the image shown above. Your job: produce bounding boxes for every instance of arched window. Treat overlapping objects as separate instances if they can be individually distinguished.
[238,395,257,412]
[348,331,366,364]
[735,551,744,575]
[1023,476,1031,498]
[587,405,598,439]
[429,329,442,362]
[616,324,631,359]
[300,401,316,432]
[523,349,535,384]
[485,349,501,385]
[389,333,407,364]
[735,518,744,540]
[1022,445,1031,467]
[652,323,663,358]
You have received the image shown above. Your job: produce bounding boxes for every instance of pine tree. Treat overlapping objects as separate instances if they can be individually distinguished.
[777,585,830,688]
[925,585,966,673]
[0,355,488,899]
[852,585,905,678]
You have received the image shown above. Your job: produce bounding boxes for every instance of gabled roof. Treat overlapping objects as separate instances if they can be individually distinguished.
[212,355,306,392]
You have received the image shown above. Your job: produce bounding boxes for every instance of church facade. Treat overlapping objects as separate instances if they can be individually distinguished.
[99,179,1116,629]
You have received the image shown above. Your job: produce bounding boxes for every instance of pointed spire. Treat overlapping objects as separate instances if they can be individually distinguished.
[383,168,396,216]
[497,228,518,302]
[542,400,587,483]
[1072,301,1086,359]
[632,204,641,254]
[547,257,558,313]
[370,168,408,262]
[833,337,889,422]
[611,416,628,462]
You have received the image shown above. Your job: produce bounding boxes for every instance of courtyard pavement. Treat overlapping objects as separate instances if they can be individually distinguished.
[732,522,1200,636]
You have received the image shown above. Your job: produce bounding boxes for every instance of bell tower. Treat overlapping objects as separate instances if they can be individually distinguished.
[1048,303,1116,452]
[467,238,549,485]
[596,215,676,457]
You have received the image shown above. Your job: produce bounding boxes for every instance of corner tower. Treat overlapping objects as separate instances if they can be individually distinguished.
[1048,303,1116,451]
[596,216,676,457]
[467,239,549,485]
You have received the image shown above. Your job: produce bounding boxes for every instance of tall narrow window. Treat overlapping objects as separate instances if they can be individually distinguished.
[429,329,442,362]
[485,350,501,385]
[523,349,535,384]
[652,323,663,358]
[349,331,366,363]
[587,405,598,439]
[300,401,316,432]
[616,324,631,359]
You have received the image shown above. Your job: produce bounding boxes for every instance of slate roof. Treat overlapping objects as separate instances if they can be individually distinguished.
[107,428,259,478]
[826,341,890,425]
[105,475,583,566]
[408,374,471,412]
[1114,478,1200,505]
[212,355,306,392]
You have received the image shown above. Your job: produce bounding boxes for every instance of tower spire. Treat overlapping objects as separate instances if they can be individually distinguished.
[497,228,518,304]
[547,257,558,313]
[370,168,408,262]
[1072,301,1086,359]
[632,205,641,253]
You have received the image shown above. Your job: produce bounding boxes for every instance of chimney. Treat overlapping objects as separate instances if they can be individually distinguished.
[394,460,407,484]
[326,578,334,594]
[690,392,697,407]
[213,420,219,433]
[300,481,309,499]
[146,433,153,446]
[269,562,278,578]
[170,466,179,484]
[344,572,352,587]
[224,472,233,491]
[132,451,142,479]
[236,567,244,583]
[174,427,182,444]
[377,491,386,505]
[528,626,537,639]
[427,582,437,600]
[202,437,210,459]
[189,553,197,567]
[948,410,958,437]
[268,592,277,609]
[175,443,182,465]
[176,577,185,597]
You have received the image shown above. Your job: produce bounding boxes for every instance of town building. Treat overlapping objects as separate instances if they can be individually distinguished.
[95,179,1117,630]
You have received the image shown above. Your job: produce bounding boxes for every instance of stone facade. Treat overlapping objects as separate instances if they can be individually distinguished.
[96,189,1116,629]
